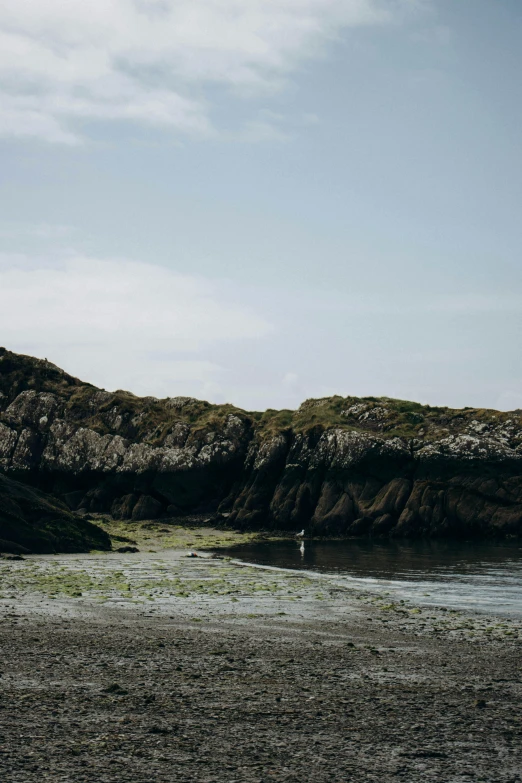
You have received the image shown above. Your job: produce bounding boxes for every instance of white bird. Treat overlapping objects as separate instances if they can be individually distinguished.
[296,529,305,539]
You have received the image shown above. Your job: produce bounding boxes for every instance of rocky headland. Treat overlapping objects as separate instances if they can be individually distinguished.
[1,347,522,548]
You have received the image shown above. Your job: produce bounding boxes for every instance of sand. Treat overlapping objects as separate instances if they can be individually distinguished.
[0,544,521,782]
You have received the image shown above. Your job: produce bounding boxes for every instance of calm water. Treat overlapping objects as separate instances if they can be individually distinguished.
[223,539,522,617]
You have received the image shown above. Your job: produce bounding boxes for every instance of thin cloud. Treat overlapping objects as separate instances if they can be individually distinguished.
[0,0,417,143]
[496,390,522,412]
[425,293,522,314]
[0,254,274,398]
[0,222,75,240]
[302,290,522,316]
[238,119,291,144]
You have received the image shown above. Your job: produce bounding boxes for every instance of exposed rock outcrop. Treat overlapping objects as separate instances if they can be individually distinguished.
[0,472,111,554]
[1,347,521,539]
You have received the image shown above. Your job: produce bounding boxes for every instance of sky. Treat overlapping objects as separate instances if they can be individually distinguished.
[0,0,521,412]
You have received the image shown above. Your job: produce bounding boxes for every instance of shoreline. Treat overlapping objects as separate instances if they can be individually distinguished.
[1,546,521,782]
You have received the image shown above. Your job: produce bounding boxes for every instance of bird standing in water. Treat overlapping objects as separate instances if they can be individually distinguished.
[296,529,305,539]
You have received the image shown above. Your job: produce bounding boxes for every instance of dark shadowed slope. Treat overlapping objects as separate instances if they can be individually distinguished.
[0,472,111,554]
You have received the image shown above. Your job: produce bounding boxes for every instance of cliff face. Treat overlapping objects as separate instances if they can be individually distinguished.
[1,347,522,539]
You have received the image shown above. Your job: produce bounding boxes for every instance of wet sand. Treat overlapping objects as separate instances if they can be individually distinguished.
[0,547,521,782]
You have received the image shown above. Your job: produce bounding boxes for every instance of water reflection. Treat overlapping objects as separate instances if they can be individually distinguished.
[222,539,522,617]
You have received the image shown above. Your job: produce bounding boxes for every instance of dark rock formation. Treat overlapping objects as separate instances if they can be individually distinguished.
[111,493,139,520]
[131,494,163,521]
[0,472,111,554]
[1,346,521,539]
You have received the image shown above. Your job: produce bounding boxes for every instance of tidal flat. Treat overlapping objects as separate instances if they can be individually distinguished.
[0,530,521,782]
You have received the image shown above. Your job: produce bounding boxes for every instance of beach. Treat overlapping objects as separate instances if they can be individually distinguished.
[0,539,521,782]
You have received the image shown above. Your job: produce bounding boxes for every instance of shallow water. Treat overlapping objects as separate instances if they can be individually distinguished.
[223,539,522,617]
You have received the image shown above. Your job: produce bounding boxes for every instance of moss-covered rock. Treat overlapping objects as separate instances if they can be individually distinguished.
[0,473,111,554]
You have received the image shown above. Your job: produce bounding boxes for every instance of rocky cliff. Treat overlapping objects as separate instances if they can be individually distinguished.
[1,347,521,539]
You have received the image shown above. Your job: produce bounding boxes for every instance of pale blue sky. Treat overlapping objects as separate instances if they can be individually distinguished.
[0,0,521,410]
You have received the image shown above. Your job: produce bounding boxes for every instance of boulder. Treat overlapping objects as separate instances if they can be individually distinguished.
[63,490,88,511]
[81,487,113,513]
[111,493,139,520]
[131,494,163,521]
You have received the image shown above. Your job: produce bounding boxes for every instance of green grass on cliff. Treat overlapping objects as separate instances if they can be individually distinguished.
[252,394,522,444]
[0,347,86,399]
[2,347,521,447]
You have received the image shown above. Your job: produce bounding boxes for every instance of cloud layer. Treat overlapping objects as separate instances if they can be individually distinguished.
[0,255,272,397]
[1,250,520,411]
[0,0,408,143]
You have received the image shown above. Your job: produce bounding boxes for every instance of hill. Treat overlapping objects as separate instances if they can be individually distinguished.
[1,346,521,538]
